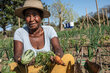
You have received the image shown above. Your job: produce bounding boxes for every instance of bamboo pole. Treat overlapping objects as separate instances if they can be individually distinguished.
[89,16,94,26]
[81,17,86,29]
[95,49,98,63]
[105,8,109,26]
[80,47,83,65]
[60,7,63,31]
[80,17,84,29]
[86,8,89,28]
[102,8,105,25]
[99,49,102,70]
[95,0,101,27]
[88,15,99,23]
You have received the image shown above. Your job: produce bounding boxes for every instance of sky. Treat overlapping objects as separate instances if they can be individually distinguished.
[42,0,110,17]
[0,0,110,31]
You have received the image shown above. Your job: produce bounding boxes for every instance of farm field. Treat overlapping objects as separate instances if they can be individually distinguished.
[0,0,110,73]
[0,25,110,73]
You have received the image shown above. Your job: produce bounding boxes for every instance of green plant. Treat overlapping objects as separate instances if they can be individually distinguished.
[35,51,55,73]
[0,38,14,60]
[88,47,93,60]
[1,58,15,73]
[60,38,69,53]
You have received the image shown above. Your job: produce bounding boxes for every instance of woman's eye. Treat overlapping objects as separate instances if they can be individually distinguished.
[33,14,38,17]
[25,15,30,17]
[33,14,36,16]
[25,14,39,18]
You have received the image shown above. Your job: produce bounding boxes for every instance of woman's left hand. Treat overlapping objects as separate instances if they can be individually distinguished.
[28,58,35,66]
[50,56,65,66]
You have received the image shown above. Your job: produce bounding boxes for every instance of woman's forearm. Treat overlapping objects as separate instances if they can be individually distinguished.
[54,47,64,58]
[14,40,23,62]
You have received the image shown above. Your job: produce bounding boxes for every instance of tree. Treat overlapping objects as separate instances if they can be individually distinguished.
[50,0,75,31]
[0,0,25,37]
[42,2,50,25]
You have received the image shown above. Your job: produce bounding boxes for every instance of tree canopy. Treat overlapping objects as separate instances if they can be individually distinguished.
[50,0,76,30]
[0,0,25,37]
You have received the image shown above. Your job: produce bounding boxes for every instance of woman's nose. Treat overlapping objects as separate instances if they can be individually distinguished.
[30,15,35,21]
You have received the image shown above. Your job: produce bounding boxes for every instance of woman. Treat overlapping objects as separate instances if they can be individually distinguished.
[10,0,75,73]
[14,6,63,64]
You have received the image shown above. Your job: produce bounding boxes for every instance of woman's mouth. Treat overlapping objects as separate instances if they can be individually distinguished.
[29,23,36,27]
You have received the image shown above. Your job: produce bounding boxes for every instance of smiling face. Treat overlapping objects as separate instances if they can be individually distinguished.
[24,9,43,30]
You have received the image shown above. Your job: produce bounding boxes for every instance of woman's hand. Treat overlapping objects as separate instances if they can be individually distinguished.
[50,56,65,66]
[54,56,65,66]
[28,58,35,66]
[15,57,35,66]
[14,57,21,63]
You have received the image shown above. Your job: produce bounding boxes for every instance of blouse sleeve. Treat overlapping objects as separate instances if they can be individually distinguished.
[13,28,23,42]
[48,26,58,39]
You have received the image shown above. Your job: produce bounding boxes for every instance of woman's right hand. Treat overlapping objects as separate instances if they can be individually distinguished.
[15,57,35,66]
[14,56,21,63]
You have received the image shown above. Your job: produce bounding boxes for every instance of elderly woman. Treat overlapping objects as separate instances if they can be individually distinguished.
[14,3,63,64]
[10,0,75,73]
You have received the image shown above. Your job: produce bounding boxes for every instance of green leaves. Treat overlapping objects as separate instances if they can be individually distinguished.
[35,51,55,66]
[0,38,14,60]
[1,64,16,73]
[0,0,25,36]
[35,51,55,73]
[1,58,15,73]
[88,47,93,60]
[50,0,75,30]
[1,65,11,73]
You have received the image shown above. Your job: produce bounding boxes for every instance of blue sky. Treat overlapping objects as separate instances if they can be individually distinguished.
[42,0,110,17]
[0,0,110,31]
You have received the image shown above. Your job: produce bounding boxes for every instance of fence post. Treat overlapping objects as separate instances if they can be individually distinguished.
[105,8,109,26]
[102,8,105,25]
[86,8,89,28]
[95,0,101,28]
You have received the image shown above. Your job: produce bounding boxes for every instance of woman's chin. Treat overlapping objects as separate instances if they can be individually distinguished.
[29,26,39,30]
[28,24,39,29]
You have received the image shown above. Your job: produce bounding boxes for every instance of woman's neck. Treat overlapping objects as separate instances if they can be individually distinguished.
[29,26,43,37]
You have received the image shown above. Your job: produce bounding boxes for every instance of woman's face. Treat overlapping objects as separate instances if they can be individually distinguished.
[24,9,42,30]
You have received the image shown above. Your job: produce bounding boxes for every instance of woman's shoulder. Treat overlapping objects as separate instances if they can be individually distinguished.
[15,26,28,33]
[42,25,54,30]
